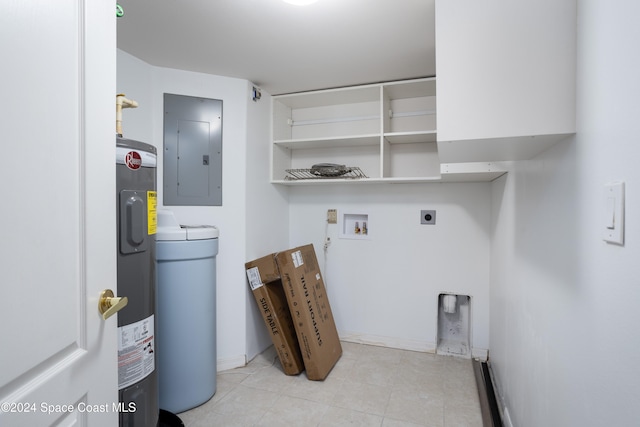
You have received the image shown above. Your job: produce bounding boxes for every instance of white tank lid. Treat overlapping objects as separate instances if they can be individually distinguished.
[156,209,218,241]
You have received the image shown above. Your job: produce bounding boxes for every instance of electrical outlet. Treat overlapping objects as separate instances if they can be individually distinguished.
[327,209,337,224]
[421,210,436,225]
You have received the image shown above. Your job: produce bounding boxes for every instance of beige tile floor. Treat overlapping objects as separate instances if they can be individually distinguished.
[178,342,482,427]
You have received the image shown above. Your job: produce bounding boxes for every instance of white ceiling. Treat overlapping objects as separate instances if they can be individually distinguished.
[116,0,435,95]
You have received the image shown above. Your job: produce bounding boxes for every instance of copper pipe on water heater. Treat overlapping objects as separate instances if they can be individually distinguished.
[116,93,138,137]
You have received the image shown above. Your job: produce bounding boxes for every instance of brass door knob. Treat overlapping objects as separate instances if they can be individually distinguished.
[99,289,128,320]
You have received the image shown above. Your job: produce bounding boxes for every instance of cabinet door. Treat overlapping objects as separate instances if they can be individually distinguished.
[436,0,576,150]
[163,94,223,206]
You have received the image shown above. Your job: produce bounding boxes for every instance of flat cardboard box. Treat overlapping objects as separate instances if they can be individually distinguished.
[275,244,342,380]
[245,254,304,376]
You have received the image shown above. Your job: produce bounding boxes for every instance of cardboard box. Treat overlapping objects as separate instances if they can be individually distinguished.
[275,244,342,380]
[245,254,304,376]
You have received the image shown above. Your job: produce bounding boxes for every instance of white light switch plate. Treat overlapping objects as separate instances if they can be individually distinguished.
[603,182,624,245]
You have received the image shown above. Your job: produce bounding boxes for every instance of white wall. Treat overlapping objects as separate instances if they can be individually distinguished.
[288,183,491,355]
[115,51,153,143]
[244,90,290,360]
[117,50,281,370]
[489,1,640,425]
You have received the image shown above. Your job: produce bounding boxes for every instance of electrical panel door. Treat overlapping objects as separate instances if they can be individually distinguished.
[164,93,223,206]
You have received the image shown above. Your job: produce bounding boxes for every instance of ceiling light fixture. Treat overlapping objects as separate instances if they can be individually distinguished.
[283,0,319,6]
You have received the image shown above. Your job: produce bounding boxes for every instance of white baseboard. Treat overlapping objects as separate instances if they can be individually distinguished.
[339,330,489,360]
[339,331,436,353]
[472,347,489,361]
[216,337,489,374]
[217,354,246,372]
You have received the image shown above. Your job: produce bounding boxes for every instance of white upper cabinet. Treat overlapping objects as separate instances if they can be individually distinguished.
[435,0,576,163]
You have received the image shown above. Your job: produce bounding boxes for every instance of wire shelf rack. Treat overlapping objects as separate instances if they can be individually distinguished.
[284,166,368,181]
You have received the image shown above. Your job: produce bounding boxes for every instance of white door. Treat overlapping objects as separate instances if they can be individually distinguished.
[0,1,118,426]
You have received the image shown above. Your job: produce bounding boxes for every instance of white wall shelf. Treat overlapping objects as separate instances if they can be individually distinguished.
[440,162,508,182]
[271,77,510,184]
[270,162,507,185]
[384,131,437,144]
[274,134,380,149]
[271,77,521,184]
[272,78,449,183]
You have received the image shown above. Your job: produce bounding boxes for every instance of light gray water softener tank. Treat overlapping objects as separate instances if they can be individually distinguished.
[116,137,159,427]
[155,210,219,413]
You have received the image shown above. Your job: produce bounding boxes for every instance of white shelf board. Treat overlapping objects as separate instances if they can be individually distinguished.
[272,178,383,185]
[270,167,506,185]
[440,162,508,182]
[379,176,442,183]
[384,131,437,144]
[274,134,380,149]
[437,133,574,163]
[272,177,441,185]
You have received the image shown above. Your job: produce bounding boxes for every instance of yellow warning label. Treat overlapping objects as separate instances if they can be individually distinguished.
[147,191,157,235]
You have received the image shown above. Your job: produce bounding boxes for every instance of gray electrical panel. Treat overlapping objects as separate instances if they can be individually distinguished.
[163,93,222,206]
